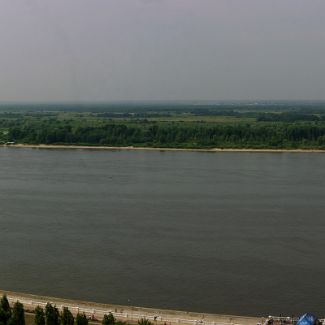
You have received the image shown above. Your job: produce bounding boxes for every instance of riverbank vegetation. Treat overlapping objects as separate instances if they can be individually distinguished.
[2,102,325,149]
[0,294,146,325]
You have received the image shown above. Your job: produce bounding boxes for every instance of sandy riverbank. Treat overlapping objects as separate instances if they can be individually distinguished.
[1,290,262,325]
[2,144,325,153]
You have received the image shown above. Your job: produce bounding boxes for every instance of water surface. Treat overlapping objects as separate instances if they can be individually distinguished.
[1,148,325,316]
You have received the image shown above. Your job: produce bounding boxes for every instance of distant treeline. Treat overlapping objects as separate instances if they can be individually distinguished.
[3,118,325,149]
[256,112,325,122]
[1,101,325,114]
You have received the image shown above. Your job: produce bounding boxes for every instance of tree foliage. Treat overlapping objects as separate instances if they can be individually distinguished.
[75,313,88,325]
[34,306,45,325]
[0,295,11,325]
[61,307,74,325]
[5,114,325,149]
[45,303,60,325]
[102,312,116,325]
[7,301,25,325]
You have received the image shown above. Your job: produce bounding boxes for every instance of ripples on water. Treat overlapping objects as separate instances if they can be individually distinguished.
[1,148,325,316]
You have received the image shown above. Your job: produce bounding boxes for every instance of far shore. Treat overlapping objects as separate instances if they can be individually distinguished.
[1,143,325,153]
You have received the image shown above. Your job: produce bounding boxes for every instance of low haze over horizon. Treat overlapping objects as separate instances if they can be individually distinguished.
[1,0,325,102]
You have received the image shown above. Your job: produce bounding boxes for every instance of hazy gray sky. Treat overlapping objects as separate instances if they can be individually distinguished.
[0,0,324,102]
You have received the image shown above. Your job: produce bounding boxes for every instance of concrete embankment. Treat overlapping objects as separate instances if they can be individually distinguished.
[0,290,263,325]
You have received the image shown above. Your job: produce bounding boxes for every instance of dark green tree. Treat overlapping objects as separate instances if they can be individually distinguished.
[0,309,6,325]
[45,303,60,325]
[102,313,115,325]
[0,296,10,314]
[7,301,25,325]
[0,295,11,325]
[60,307,74,325]
[34,306,45,325]
[75,313,88,325]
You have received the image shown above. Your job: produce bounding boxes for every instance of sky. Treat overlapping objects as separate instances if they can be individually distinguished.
[0,0,325,102]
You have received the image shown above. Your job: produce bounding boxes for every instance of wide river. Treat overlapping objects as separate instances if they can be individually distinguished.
[1,148,325,316]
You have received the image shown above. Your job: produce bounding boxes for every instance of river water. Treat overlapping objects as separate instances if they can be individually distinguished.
[1,148,325,316]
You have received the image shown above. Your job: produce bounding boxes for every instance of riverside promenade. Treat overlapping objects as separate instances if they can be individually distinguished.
[1,290,262,325]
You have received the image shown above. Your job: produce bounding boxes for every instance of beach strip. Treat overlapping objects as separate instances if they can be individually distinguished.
[2,144,325,153]
[1,289,262,325]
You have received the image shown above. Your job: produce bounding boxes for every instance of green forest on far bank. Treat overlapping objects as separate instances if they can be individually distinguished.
[1,102,325,149]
